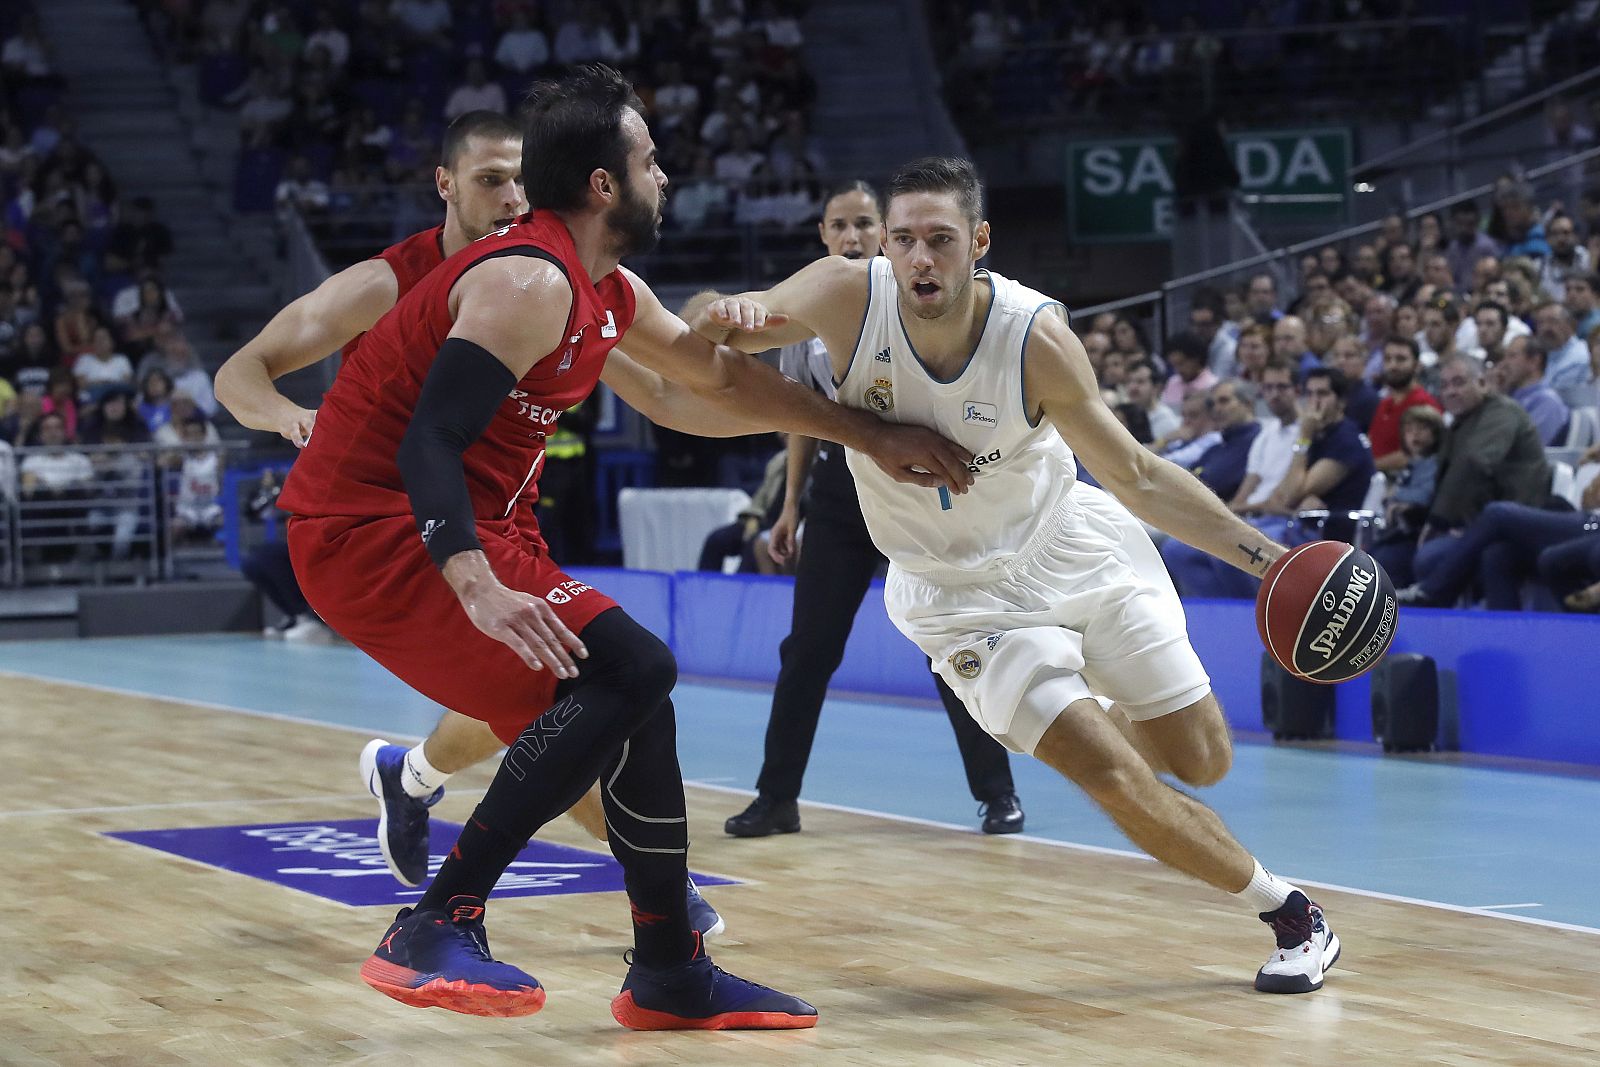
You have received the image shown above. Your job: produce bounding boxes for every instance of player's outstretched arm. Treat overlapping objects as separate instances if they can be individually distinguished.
[1026,311,1286,578]
[617,266,974,494]
[396,257,587,679]
[215,258,399,446]
[684,255,865,353]
[600,348,772,437]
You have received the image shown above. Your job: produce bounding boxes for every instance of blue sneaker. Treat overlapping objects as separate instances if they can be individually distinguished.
[611,933,817,1030]
[359,895,546,1017]
[360,739,441,887]
[685,876,725,940]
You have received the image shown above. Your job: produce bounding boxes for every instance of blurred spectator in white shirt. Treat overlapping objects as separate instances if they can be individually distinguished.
[494,9,550,74]
[714,127,766,185]
[444,59,507,120]
[553,8,622,66]
[653,60,701,132]
[304,9,350,69]
[73,326,135,395]
[274,155,330,223]
[391,0,452,42]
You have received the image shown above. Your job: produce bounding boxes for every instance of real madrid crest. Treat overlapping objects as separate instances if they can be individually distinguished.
[949,648,982,680]
[864,377,894,413]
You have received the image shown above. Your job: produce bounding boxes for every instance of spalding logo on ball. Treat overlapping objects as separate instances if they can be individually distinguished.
[1256,541,1398,684]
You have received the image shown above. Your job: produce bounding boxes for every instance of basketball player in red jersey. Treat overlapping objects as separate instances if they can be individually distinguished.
[215,112,723,935]
[275,65,973,1028]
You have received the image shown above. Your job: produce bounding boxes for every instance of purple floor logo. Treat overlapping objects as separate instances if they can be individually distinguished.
[106,819,737,907]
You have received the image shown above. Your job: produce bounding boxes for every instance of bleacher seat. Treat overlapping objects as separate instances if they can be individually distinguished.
[1293,471,1388,549]
[1564,406,1600,450]
[1551,461,1578,508]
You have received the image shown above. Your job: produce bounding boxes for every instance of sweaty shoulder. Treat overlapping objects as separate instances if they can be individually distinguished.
[449,255,573,373]
[452,253,571,309]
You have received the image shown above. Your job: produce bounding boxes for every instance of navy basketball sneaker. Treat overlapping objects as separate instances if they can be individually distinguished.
[685,876,725,940]
[611,932,817,1030]
[1255,891,1341,993]
[360,739,440,887]
[359,895,545,1016]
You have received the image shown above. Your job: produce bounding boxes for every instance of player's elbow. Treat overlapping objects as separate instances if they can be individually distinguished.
[1096,450,1162,500]
[213,359,247,417]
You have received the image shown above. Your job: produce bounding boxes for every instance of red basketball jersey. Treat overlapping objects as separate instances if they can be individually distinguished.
[336,225,446,363]
[280,210,636,523]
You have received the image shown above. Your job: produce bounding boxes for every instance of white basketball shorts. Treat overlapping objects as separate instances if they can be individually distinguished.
[885,481,1212,755]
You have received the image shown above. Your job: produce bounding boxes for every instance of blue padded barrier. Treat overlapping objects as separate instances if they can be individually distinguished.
[571,569,1600,767]
[567,567,674,649]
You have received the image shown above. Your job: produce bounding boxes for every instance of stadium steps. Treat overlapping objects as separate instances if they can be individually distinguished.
[1436,0,1600,119]
[33,0,281,424]
[802,0,964,179]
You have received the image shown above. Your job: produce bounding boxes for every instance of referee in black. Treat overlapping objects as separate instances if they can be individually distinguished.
[715,180,1023,838]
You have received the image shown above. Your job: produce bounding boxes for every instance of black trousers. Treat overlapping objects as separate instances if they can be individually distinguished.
[241,539,309,619]
[753,485,1015,805]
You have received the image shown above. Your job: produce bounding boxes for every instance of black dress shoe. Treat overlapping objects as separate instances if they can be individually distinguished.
[724,795,801,837]
[979,793,1024,835]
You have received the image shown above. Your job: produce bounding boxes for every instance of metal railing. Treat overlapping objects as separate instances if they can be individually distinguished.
[1,441,249,588]
[1351,65,1600,198]
[1078,143,1600,339]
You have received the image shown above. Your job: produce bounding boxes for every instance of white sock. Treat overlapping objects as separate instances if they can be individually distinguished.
[400,744,450,798]
[1235,859,1297,914]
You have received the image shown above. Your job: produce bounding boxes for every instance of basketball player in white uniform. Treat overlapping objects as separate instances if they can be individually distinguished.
[690,157,1340,994]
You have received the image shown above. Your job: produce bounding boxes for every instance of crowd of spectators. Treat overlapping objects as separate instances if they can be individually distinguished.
[145,0,824,265]
[1089,175,1600,614]
[0,4,223,570]
[923,0,1519,133]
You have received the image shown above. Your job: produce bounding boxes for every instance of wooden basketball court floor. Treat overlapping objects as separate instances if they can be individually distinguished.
[3,634,1598,1066]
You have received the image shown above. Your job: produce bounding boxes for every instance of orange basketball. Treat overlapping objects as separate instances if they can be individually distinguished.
[1256,541,1398,684]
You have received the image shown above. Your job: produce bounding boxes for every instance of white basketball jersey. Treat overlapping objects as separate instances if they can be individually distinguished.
[839,257,1077,574]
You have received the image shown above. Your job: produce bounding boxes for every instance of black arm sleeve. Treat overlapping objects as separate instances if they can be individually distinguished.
[396,337,518,569]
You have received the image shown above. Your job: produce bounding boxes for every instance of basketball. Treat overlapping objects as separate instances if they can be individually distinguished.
[1256,541,1398,684]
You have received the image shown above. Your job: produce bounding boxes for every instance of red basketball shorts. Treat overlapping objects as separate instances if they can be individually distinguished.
[287,513,618,744]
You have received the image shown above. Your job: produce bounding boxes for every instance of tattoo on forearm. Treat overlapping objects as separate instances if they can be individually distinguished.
[1239,543,1265,566]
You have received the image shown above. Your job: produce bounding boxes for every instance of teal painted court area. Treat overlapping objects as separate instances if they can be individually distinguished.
[2,633,1597,931]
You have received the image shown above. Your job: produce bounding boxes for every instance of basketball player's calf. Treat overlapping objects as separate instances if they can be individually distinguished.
[360,609,812,1025]
[361,687,720,935]
[1124,695,1233,786]
[1033,695,1339,994]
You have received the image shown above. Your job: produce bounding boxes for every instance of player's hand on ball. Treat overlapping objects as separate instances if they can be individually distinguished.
[706,295,789,334]
[278,405,317,448]
[461,580,588,679]
[869,423,976,493]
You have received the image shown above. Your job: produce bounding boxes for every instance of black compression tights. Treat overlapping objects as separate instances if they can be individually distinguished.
[418,608,693,965]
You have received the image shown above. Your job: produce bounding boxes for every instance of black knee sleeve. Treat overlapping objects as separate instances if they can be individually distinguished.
[560,607,678,714]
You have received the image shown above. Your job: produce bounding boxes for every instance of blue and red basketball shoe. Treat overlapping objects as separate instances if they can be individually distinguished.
[610,932,817,1030]
[685,875,725,940]
[359,895,546,1017]
[359,739,441,887]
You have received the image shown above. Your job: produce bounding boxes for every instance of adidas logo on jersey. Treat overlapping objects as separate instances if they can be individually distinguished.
[965,449,1002,473]
[874,347,891,363]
